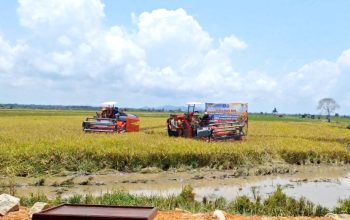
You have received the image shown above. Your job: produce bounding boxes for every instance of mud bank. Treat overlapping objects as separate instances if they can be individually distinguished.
[1,165,350,208]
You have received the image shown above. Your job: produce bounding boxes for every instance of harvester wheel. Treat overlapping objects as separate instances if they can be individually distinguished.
[82,121,87,130]
[234,135,242,141]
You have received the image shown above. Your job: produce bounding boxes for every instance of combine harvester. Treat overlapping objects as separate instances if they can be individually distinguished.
[166,102,248,141]
[82,101,139,133]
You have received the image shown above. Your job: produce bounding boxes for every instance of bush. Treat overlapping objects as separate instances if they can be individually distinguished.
[179,185,195,202]
[334,198,350,214]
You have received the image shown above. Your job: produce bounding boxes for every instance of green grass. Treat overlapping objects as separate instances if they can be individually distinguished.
[18,186,334,216]
[0,109,349,176]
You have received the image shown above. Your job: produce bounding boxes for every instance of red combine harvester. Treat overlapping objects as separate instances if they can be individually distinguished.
[166,102,248,141]
[82,101,139,133]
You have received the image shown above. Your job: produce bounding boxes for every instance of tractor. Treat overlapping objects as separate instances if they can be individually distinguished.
[166,102,248,141]
[82,101,139,133]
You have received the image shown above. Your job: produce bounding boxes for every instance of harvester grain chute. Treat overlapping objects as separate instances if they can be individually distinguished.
[166,102,248,141]
[82,101,139,133]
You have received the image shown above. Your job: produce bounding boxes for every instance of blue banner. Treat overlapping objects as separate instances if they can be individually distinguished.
[205,103,248,122]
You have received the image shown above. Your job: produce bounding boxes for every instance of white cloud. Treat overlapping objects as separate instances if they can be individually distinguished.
[337,49,350,69]
[0,1,349,113]
[106,26,145,64]
[286,60,340,98]
[0,36,27,73]
[135,8,213,69]
[220,35,247,51]
[0,36,15,72]
[57,35,72,47]
[8,4,225,96]
[278,57,349,113]
[136,8,211,50]
[18,0,104,31]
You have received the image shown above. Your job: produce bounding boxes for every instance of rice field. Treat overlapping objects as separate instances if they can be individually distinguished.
[0,109,349,176]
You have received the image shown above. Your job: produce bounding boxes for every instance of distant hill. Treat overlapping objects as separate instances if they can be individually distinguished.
[0,103,99,110]
[0,103,190,112]
[0,103,209,113]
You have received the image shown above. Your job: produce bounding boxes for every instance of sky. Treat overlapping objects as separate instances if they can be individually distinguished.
[0,0,349,114]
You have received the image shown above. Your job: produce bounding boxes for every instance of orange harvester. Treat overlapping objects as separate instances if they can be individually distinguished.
[82,102,139,133]
[166,102,248,141]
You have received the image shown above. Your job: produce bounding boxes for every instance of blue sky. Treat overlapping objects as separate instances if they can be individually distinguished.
[104,0,350,69]
[0,0,349,114]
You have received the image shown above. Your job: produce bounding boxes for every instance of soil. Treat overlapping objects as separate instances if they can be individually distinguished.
[2,164,349,208]
[0,207,335,220]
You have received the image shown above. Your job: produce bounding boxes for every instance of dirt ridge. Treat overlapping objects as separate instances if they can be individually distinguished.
[0,207,338,220]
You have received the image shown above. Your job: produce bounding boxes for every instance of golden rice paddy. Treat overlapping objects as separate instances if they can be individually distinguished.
[0,109,349,176]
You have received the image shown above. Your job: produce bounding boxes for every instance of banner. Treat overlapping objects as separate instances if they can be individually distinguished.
[205,103,248,122]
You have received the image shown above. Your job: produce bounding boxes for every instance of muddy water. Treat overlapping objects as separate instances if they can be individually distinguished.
[132,177,350,208]
[2,165,350,208]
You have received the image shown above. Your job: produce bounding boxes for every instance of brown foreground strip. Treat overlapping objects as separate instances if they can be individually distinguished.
[0,207,29,220]
[0,207,338,220]
[155,210,334,220]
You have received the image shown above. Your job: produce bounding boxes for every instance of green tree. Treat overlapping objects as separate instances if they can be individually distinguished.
[272,107,278,115]
[317,98,340,122]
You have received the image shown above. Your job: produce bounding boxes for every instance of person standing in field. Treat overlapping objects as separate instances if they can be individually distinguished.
[200,112,210,126]
[191,112,200,136]
[167,115,178,137]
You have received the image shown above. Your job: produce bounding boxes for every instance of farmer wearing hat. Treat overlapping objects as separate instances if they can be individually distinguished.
[200,111,210,126]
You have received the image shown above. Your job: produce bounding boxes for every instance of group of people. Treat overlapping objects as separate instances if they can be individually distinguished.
[167,112,211,137]
[97,106,129,132]
[112,107,129,133]
[98,106,128,119]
